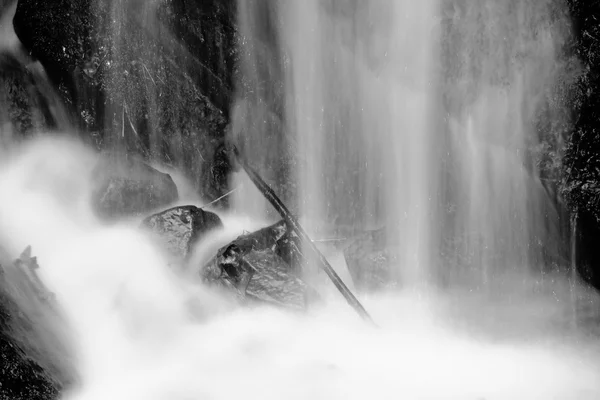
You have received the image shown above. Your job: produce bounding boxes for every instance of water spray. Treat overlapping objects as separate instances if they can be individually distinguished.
[231,145,375,324]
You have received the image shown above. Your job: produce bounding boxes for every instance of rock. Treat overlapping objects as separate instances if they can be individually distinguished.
[141,205,223,262]
[0,52,59,140]
[342,228,395,292]
[201,220,315,309]
[91,153,178,220]
[240,251,309,309]
[0,247,70,400]
[0,320,59,400]
[156,0,237,116]
[12,0,237,204]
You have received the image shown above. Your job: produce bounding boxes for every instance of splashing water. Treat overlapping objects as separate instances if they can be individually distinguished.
[1,1,600,399]
[0,138,599,400]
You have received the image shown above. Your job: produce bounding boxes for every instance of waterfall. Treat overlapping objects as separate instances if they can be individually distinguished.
[235,0,573,289]
[1,1,599,399]
[440,0,571,288]
[276,0,439,286]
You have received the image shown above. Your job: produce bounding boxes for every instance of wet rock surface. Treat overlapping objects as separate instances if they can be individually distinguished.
[12,0,237,204]
[240,250,309,309]
[0,248,64,400]
[141,205,223,262]
[202,220,315,309]
[562,1,600,290]
[343,228,395,292]
[91,153,178,220]
[0,320,58,400]
[0,52,59,139]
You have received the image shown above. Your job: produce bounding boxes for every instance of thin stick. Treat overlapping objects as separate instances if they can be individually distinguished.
[202,186,241,209]
[312,237,348,243]
[124,103,139,139]
[232,146,375,324]
[140,61,157,86]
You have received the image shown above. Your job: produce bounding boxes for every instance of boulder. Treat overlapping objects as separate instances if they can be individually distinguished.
[141,205,223,262]
[201,220,316,310]
[91,153,178,220]
[342,228,395,292]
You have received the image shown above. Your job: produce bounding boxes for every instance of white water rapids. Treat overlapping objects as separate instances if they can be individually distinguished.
[0,138,599,400]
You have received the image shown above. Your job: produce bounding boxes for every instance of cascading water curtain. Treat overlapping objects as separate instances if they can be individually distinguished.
[278,0,439,286]
[441,0,573,289]
[240,0,572,290]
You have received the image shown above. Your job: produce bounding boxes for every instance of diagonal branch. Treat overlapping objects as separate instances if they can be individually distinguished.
[232,146,375,324]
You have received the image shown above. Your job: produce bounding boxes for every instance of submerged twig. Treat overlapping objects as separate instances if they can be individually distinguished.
[232,146,375,324]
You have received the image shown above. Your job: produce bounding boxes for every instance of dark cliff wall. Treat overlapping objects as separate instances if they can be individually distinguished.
[11,0,237,204]
[564,0,600,289]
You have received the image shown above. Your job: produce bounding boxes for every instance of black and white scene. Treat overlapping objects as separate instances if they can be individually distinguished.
[1,1,600,399]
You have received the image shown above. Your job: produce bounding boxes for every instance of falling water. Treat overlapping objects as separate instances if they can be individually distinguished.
[236,0,573,289]
[0,1,73,147]
[571,211,578,327]
[230,0,283,219]
[1,1,600,399]
[440,1,570,288]
[276,1,439,286]
[2,138,600,400]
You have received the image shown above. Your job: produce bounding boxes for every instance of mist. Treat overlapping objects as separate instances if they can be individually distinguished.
[0,137,597,400]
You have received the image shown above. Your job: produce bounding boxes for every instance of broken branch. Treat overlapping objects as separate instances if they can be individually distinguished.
[232,146,375,324]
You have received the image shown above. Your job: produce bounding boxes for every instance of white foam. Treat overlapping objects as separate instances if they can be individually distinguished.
[0,138,598,400]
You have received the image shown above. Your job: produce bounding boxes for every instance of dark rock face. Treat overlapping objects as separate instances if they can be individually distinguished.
[564,1,600,290]
[0,322,58,400]
[343,228,395,292]
[0,52,61,139]
[141,205,223,262]
[92,153,178,220]
[12,0,237,204]
[156,0,237,116]
[202,220,314,309]
[0,247,68,400]
[0,294,59,400]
